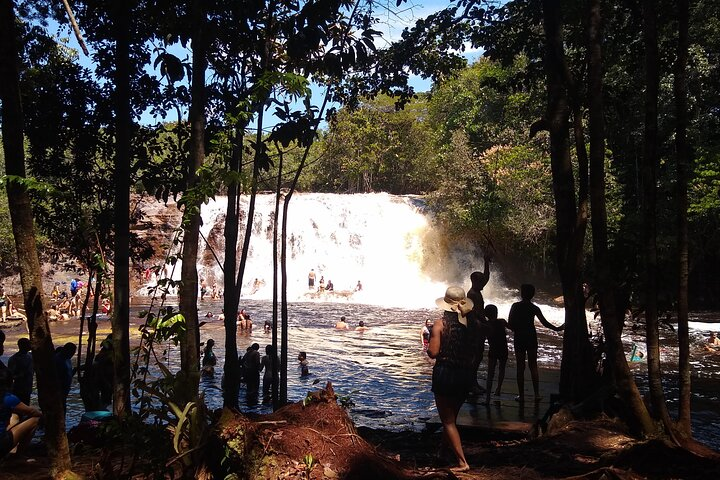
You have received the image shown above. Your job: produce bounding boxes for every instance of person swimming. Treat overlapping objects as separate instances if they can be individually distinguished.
[298,352,310,376]
[335,316,349,329]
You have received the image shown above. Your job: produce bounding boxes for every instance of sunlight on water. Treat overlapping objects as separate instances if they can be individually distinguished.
[101,193,720,448]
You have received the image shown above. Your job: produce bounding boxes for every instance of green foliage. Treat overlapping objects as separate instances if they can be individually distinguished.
[302,453,317,479]
[0,150,16,274]
[428,131,556,273]
[308,95,440,193]
[337,389,359,409]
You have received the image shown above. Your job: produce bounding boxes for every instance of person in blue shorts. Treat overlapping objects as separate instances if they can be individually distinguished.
[0,369,42,459]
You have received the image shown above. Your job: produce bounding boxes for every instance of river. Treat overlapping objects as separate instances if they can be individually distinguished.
[4,296,716,450]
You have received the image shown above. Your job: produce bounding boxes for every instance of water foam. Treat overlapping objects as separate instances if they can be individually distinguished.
[140,192,507,309]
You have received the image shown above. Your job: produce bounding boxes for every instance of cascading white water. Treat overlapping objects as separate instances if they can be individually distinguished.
[141,192,517,309]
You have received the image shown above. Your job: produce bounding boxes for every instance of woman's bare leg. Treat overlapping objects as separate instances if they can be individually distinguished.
[434,393,469,471]
[8,417,40,454]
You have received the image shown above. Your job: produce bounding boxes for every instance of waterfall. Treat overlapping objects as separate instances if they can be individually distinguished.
[139,192,512,309]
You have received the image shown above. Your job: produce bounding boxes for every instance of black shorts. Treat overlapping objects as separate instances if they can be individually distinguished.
[431,364,473,398]
[0,430,14,458]
[488,350,508,361]
[514,335,538,355]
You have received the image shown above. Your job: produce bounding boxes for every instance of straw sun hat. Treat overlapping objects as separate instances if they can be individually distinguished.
[435,286,474,316]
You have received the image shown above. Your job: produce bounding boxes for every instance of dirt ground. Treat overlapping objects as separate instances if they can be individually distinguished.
[2,384,719,480]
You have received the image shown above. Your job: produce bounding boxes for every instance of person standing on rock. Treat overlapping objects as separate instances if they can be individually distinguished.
[427,286,478,473]
[466,254,491,396]
[308,269,316,289]
[508,284,564,403]
[0,288,8,322]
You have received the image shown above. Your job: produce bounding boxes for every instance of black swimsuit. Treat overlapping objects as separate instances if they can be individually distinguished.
[431,311,479,397]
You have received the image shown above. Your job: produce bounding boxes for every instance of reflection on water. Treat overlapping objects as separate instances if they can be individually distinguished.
[6,299,719,449]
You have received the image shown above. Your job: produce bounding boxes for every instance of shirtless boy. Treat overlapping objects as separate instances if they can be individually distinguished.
[508,284,563,402]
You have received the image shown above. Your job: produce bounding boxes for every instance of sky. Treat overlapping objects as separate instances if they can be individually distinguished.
[51,0,483,126]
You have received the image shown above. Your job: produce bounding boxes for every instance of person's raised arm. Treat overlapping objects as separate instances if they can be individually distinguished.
[535,305,564,331]
[427,319,444,359]
[479,255,491,288]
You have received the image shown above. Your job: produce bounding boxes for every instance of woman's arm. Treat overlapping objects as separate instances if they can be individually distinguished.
[427,318,443,359]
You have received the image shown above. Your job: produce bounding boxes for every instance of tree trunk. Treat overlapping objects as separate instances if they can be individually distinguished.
[79,269,104,411]
[272,147,284,409]
[177,0,207,404]
[673,0,691,438]
[111,0,132,418]
[221,126,244,409]
[587,0,655,435]
[642,0,674,435]
[0,1,73,474]
[540,0,592,404]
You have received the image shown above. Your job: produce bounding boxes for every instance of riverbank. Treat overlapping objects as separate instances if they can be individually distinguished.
[2,400,720,480]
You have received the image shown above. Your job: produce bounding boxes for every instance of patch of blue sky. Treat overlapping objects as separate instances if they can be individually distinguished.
[50,0,484,128]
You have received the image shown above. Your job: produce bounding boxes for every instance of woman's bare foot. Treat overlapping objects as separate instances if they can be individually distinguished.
[450,464,471,472]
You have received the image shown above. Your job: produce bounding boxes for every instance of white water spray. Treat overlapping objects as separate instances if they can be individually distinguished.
[141,192,515,309]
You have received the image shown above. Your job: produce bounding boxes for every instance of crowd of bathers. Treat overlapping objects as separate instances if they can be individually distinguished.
[307,269,362,294]
[46,279,112,321]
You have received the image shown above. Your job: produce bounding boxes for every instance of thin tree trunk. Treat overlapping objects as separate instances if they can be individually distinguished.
[272,145,284,409]
[222,126,244,409]
[674,0,691,438]
[587,0,655,435]
[178,0,207,404]
[0,1,73,474]
[79,270,104,411]
[642,0,674,436]
[111,0,132,418]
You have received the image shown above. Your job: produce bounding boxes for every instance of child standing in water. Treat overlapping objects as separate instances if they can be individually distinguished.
[483,304,509,405]
[298,352,310,376]
[508,284,564,402]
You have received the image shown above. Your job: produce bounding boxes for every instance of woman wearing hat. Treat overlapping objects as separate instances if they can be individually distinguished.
[427,286,479,473]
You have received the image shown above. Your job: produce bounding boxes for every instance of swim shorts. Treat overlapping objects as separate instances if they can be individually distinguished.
[488,349,508,361]
[513,335,538,356]
[431,363,473,398]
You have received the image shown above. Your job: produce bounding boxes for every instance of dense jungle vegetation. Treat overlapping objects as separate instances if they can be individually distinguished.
[2,0,720,477]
